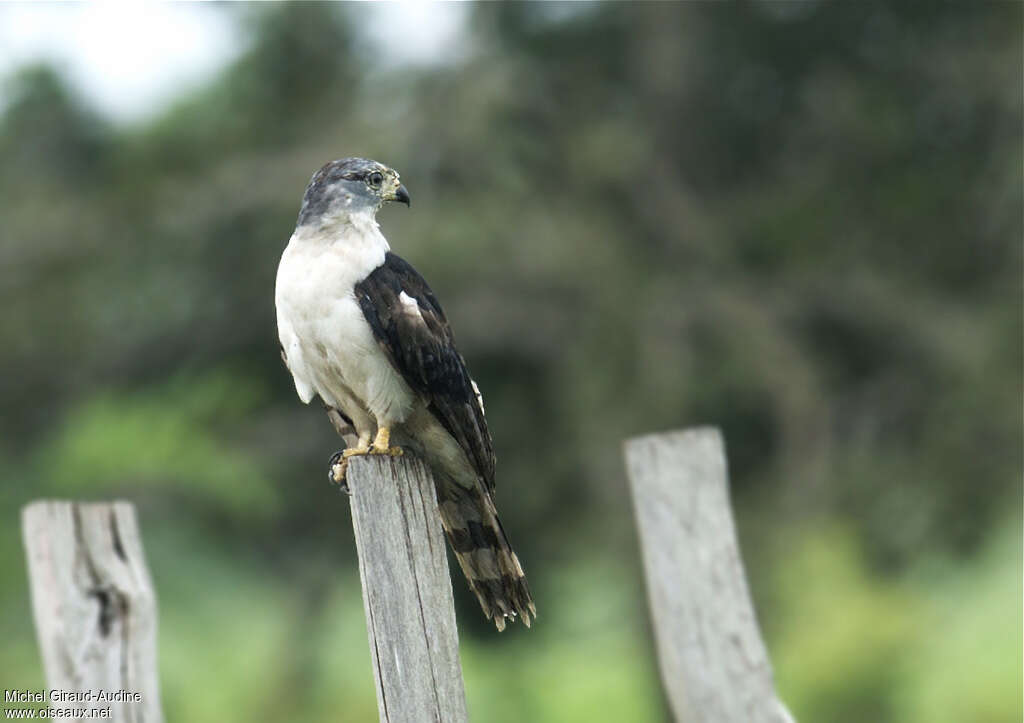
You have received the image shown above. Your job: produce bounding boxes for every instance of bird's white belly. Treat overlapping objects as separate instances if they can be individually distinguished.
[275,230,415,430]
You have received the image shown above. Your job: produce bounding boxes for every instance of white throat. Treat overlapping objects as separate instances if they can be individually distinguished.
[280,206,391,302]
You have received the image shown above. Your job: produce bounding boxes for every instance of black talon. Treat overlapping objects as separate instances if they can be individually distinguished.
[327,450,350,495]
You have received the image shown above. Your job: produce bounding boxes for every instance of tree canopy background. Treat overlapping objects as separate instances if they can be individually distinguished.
[1,4,1020,721]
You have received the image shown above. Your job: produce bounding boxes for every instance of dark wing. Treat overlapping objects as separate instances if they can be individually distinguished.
[354,252,496,491]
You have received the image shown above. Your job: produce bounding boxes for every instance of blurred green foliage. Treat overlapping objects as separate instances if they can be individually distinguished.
[1,3,1020,721]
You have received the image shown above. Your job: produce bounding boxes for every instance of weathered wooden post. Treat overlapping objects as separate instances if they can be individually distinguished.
[345,454,469,723]
[624,427,795,723]
[21,500,164,723]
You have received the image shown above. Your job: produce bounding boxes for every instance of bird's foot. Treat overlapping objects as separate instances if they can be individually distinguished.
[327,436,373,493]
[327,430,400,492]
[327,451,351,494]
[368,426,403,457]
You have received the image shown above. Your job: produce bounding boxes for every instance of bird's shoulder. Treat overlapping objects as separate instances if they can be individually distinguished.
[358,252,448,322]
[354,252,462,392]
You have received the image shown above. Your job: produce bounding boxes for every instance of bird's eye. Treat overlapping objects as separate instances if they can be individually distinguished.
[368,172,384,187]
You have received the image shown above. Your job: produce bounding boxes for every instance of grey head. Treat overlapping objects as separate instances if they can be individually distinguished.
[296,157,410,229]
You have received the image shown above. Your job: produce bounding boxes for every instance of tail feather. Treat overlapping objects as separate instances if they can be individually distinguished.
[436,477,536,631]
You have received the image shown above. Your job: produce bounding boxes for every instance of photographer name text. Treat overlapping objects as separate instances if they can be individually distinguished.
[4,690,140,704]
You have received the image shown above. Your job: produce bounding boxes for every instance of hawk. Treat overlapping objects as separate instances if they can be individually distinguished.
[275,157,535,630]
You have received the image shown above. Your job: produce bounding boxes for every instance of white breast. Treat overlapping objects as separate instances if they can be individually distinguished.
[274,215,415,427]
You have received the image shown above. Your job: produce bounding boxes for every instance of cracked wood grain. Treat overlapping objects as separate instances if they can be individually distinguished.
[624,428,795,723]
[346,454,468,723]
[21,501,163,723]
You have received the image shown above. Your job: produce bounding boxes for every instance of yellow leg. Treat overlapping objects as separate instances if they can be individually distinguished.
[330,430,401,488]
[342,432,372,459]
[369,426,403,456]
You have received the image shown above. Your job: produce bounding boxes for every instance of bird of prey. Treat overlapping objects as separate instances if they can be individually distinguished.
[275,157,535,630]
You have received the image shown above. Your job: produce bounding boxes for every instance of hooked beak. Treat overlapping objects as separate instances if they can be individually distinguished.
[393,184,411,207]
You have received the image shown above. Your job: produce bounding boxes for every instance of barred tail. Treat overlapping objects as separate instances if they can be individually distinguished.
[436,477,536,631]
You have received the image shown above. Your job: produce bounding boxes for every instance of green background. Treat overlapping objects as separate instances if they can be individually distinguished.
[1,4,1020,721]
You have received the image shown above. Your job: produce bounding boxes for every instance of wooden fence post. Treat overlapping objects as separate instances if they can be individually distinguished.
[623,428,795,723]
[21,500,164,723]
[345,454,469,723]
